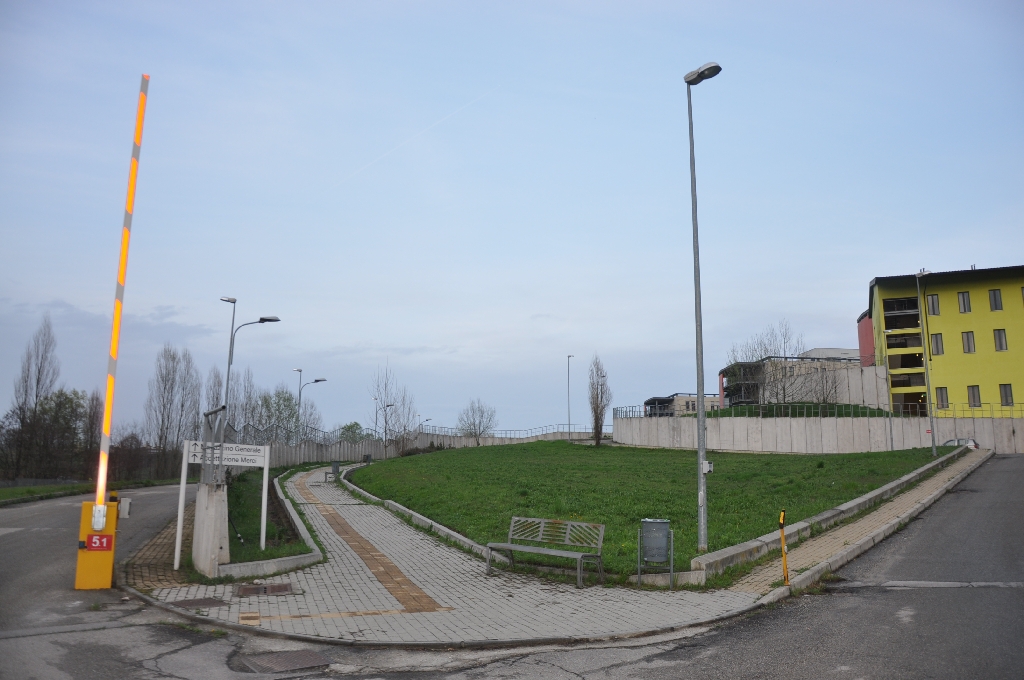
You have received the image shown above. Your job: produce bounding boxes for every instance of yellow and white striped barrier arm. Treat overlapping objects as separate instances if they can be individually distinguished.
[92,74,149,531]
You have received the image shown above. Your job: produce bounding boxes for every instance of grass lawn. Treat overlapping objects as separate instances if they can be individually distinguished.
[0,478,183,502]
[226,468,311,563]
[350,441,954,576]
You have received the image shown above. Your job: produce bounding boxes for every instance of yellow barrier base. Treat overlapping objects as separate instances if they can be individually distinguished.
[74,501,118,590]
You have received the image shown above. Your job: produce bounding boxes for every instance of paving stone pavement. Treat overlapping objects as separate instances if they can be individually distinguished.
[149,469,759,644]
[124,503,193,590]
[728,447,991,595]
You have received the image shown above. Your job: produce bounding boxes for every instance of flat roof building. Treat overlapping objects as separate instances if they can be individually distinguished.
[859,265,1023,416]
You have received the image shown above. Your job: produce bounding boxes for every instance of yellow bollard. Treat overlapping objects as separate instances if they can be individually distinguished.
[779,509,790,587]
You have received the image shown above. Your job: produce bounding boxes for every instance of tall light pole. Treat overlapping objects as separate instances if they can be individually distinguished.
[298,377,326,434]
[915,270,938,457]
[684,61,721,553]
[567,355,574,442]
[220,310,279,479]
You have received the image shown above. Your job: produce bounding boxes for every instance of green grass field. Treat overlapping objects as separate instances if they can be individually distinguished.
[226,468,312,563]
[350,441,953,576]
[0,478,182,502]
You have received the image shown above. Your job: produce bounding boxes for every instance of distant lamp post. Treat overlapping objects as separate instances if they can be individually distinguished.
[298,378,326,423]
[567,355,574,442]
[684,61,721,553]
[915,270,938,457]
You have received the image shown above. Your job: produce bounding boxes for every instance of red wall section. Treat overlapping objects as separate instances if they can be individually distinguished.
[858,313,875,366]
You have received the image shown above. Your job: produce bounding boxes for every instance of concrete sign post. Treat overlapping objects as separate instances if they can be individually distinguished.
[175,441,271,571]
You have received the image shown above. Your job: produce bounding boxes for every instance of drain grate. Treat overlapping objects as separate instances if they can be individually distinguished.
[168,597,229,609]
[240,649,331,673]
[236,582,293,597]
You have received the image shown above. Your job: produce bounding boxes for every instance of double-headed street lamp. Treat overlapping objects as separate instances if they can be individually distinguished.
[684,61,721,553]
[218,297,278,479]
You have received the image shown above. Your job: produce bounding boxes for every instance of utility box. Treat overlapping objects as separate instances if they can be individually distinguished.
[638,519,674,590]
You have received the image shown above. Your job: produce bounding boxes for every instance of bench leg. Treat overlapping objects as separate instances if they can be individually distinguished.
[598,557,605,585]
[577,558,583,588]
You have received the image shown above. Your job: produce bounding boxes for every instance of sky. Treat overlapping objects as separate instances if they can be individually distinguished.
[1,1,1022,433]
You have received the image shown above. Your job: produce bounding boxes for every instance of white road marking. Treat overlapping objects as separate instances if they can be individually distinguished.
[0,528,24,537]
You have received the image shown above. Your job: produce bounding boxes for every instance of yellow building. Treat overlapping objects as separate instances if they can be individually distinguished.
[862,265,1023,417]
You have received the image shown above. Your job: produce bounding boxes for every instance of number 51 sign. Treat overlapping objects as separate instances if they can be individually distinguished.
[86,534,113,551]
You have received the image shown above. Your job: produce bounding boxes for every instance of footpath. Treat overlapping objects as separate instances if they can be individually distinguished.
[129,447,992,647]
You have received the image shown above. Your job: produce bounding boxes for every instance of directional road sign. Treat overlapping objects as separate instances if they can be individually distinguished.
[182,441,268,468]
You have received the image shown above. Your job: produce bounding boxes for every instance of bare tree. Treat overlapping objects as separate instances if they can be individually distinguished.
[368,365,417,456]
[144,344,202,452]
[588,355,612,446]
[456,398,497,447]
[205,366,223,414]
[727,319,806,404]
[13,314,60,417]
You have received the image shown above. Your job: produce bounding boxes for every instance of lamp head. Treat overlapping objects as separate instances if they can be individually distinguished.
[293,368,301,372]
[685,62,722,86]
[220,297,237,303]
[259,316,280,323]
[314,378,326,383]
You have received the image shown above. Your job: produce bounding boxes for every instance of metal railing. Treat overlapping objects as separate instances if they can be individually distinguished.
[225,421,378,447]
[613,403,1024,419]
[420,423,612,438]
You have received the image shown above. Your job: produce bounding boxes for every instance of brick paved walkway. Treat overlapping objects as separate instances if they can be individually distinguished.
[148,470,758,644]
[728,447,990,595]
[124,503,193,591]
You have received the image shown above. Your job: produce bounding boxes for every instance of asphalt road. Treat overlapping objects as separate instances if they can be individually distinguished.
[0,483,196,631]
[0,454,1019,679]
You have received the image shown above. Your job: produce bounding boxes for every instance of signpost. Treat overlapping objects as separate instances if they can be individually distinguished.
[174,440,272,570]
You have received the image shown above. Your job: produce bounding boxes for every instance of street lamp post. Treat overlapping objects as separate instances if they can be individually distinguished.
[915,270,938,457]
[218,302,279,482]
[684,61,721,553]
[567,355,574,442]
[298,377,326,439]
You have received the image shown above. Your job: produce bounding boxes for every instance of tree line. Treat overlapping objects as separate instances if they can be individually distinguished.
[0,317,328,481]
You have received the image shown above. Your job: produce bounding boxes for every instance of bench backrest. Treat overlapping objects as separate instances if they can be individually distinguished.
[508,517,604,553]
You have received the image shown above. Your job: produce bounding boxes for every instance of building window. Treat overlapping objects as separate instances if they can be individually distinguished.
[958,291,971,313]
[989,289,1003,311]
[967,385,981,407]
[1000,384,1014,407]
[926,294,940,316]
[994,329,1008,351]
[935,387,949,409]
[930,333,944,355]
[962,331,975,354]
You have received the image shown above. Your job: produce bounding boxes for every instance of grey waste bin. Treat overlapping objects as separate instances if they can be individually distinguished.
[331,461,340,477]
[638,519,674,590]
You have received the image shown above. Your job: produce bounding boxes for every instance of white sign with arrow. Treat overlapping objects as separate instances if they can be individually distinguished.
[183,441,267,467]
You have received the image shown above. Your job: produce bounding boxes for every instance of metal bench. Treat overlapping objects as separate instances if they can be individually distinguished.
[486,516,605,588]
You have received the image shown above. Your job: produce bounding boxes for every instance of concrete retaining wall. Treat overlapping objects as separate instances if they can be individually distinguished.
[613,415,1024,454]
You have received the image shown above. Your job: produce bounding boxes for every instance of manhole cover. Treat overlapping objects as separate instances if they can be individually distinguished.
[240,650,331,673]
[168,597,229,609]
[238,612,261,626]
[236,583,293,597]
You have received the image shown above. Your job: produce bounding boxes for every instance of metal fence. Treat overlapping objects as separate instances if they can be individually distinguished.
[420,423,612,439]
